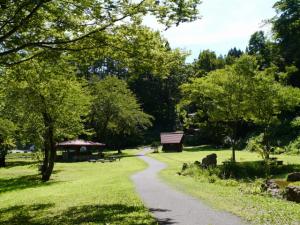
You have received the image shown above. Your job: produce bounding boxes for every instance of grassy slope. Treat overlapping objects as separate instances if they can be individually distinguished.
[150,147,300,225]
[0,150,156,225]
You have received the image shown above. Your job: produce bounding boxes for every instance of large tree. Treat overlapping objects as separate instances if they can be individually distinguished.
[249,67,300,159]
[180,55,300,161]
[180,55,256,161]
[193,49,225,76]
[2,56,90,181]
[90,76,152,151]
[271,0,300,86]
[0,0,201,66]
[0,118,16,167]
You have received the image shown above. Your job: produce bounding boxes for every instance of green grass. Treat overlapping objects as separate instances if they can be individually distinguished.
[0,150,156,225]
[150,146,300,225]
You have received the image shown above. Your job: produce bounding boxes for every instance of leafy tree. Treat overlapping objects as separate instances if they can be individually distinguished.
[225,47,243,65]
[193,50,225,76]
[249,67,300,159]
[180,55,300,160]
[247,31,272,69]
[271,0,300,86]
[3,57,90,181]
[180,55,256,161]
[90,76,152,152]
[0,0,201,66]
[227,47,243,58]
[0,118,16,167]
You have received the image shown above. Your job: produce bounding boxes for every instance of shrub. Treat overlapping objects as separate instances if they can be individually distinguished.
[220,160,270,179]
[239,179,264,195]
[285,136,300,155]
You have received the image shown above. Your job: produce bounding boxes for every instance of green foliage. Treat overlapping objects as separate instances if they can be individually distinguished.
[193,49,225,76]
[272,0,300,86]
[90,76,152,147]
[247,31,272,68]
[285,136,300,154]
[4,58,91,142]
[180,55,300,160]
[2,56,91,179]
[0,0,201,66]
[0,118,16,166]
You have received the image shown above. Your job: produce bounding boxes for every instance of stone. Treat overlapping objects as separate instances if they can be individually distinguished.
[287,172,300,182]
[285,186,300,203]
[261,179,282,198]
[201,153,217,168]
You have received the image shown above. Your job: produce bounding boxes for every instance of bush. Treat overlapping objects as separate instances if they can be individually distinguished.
[179,162,221,183]
[285,136,300,154]
[239,179,264,195]
[220,160,270,179]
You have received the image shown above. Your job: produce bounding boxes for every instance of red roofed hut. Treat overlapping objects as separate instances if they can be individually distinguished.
[56,139,105,162]
[160,132,184,152]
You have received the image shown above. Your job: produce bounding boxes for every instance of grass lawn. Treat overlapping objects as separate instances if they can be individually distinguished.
[150,146,300,225]
[0,150,156,225]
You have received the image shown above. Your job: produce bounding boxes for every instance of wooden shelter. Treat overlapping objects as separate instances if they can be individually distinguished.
[56,139,105,162]
[160,132,184,152]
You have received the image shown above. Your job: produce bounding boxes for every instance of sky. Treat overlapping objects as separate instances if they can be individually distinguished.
[143,0,278,62]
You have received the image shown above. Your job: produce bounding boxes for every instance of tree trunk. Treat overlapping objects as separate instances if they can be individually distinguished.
[41,113,56,182]
[263,127,270,160]
[0,155,5,167]
[231,122,238,162]
[232,145,236,162]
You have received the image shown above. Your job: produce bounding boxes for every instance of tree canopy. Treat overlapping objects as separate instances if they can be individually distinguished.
[2,56,90,180]
[0,0,201,66]
[90,76,152,150]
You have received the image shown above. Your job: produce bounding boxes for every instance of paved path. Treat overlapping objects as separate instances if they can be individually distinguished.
[131,150,246,225]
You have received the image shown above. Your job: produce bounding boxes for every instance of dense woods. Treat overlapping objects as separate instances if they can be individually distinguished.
[0,0,299,180]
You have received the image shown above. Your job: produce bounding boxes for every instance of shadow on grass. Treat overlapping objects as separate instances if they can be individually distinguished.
[0,204,156,225]
[4,160,37,169]
[0,174,59,195]
[221,161,300,180]
[183,145,226,152]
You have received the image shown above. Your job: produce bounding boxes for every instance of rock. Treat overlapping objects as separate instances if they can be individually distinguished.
[285,186,300,203]
[262,179,282,198]
[201,153,217,168]
[287,172,300,182]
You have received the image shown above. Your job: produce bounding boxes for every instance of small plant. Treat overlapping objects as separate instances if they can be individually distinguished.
[285,136,300,155]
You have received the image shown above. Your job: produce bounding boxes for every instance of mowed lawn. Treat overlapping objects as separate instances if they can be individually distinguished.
[150,146,300,225]
[0,150,156,225]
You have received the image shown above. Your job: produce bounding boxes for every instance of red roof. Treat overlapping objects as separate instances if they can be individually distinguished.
[160,132,184,144]
[56,139,105,147]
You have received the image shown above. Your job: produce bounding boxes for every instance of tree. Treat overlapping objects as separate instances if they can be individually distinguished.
[180,55,300,161]
[0,0,201,66]
[271,0,300,86]
[193,50,225,76]
[3,56,90,181]
[0,118,16,167]
[249,67,300,159]
[180,55,256,161]
[90,76,152,152]
[225,47,243,65]
[247,31,272,69]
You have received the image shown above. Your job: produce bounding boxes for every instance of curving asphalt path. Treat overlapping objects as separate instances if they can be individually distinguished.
[131,150,246,225]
